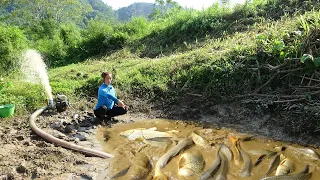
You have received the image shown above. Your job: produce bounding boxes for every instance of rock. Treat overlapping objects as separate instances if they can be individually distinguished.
[15,135,24,141]
[72,133,87,141]
[22,138,32,146]
[0,174,14,180]
[79,120,91,127]
[50,122,64,132]
[16,162,27,174]
[73,114,79,120]
[80,173,93,180]
[65,124,77,134]
[77,127,88,132]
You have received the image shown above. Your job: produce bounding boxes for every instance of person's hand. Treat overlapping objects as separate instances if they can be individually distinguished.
[124,105,129,110]
[117,100,125,108]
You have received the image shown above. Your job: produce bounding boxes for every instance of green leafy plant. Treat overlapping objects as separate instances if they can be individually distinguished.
[0,77,12,105]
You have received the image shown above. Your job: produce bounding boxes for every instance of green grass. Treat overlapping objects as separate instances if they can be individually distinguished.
[2,4,320,117]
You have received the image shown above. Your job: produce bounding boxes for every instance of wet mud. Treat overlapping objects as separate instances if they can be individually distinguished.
[97,119,320,180]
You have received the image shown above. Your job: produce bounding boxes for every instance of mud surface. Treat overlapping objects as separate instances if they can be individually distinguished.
[97,119,320,180]
[0,100,319,179]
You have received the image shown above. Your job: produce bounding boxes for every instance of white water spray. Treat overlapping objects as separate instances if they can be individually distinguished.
[20,49,53,102]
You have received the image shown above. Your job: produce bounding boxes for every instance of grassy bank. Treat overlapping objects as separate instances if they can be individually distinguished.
[0,1,320,118]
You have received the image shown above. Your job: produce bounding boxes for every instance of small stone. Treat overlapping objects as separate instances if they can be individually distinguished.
[65,124,76,133]
[72,133,87,141]
[73,114,79,120]
[50,122,63,131]
[16,163,27,173]
[15,135,24,141]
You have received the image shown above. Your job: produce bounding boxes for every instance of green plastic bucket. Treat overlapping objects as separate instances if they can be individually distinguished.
[0,104,15,118]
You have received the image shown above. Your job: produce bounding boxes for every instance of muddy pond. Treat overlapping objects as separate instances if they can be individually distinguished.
[96,119,320,180]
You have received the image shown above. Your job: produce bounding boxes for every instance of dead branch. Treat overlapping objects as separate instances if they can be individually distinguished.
[256,59,261,83]
[240,90,320,99]
[298,76,320,83]
[300,74,306,85]
[273,98,306,103]
[291,86,320,89]
[254,68,304,94]
[254,72,279,93]
[187,93,202,97]
[308,73,315,86]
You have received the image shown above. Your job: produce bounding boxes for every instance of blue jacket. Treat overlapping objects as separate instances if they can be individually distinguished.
[94,83,119,110]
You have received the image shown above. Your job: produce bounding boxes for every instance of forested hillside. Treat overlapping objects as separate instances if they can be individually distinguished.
[116,2,175,21]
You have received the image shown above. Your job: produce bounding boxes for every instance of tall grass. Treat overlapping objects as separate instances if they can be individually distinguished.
[3,0,320,115]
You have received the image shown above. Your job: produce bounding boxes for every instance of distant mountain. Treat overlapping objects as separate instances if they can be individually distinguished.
[84,0,116,22]
[116,2,155,21]
[116,2,175,21]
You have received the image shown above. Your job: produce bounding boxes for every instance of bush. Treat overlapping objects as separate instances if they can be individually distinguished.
[0,25,28,74]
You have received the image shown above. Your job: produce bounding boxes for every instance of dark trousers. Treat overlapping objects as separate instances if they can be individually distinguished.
[94,105,127,119]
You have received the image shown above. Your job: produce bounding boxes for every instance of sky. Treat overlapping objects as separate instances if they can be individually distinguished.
[102,0,246,10]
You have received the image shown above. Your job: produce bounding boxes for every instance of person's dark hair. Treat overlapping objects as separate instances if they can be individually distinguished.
[101,72,112,80]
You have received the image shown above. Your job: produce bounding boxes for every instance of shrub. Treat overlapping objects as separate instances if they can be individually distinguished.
[0,25,27,74]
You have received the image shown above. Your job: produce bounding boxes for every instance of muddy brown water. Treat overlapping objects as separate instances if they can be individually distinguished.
[96,119,320,180]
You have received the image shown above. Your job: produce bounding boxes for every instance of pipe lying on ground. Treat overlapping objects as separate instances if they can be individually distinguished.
[29,106,114,158]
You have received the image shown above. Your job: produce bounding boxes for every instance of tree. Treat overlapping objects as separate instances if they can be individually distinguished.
[0,0,92,26]
[149,0,178,19]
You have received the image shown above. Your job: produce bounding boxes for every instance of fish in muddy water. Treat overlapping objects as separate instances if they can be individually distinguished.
[142,137,173,147]
[153,138,194,180]
[254,151,277,166]
[275,158,295,176]
[220,144,233,162]
[191,131,210,148]
[200,146,221,180]
[215,149,229,180]
[178,150,205,177]
[238,141,252,177]
[120,127,176,141]
[260,165,311,180]
[289,146,320,161]
[228,135,242,165]
[264,153,280,177]
[118,153,152,180]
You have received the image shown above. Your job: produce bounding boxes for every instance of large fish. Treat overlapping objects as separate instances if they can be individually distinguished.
[220,144,233,162]
[200,146,221,180]
[215,149,229,180]
[153,138,194,180]
[142,137,173,147]
[275,158,295,176]
[238,141,252,177]
[191,131,210,148]
[260,165,311,180]
[178,150,205,177]
[110,153,151,180]
[120,127,175,141]
[288,146,320,161]
[125,153,152,180]
[228,135,242,165]
[254,151,277,167]
[264,153,280,177]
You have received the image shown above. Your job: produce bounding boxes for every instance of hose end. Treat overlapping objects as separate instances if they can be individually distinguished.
[48,99,54,109]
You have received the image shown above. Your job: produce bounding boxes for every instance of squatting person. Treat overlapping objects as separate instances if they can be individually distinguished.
[94,72,128,121]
